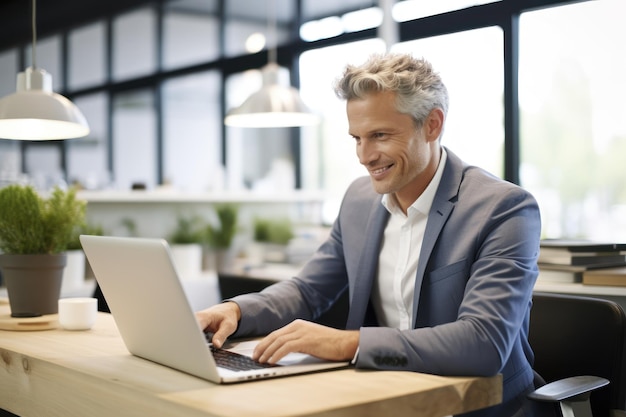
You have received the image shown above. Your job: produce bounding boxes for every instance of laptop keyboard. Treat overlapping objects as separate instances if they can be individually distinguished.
[210,346,279,372]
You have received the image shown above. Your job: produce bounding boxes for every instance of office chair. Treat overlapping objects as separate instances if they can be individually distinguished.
[528,292,626,417]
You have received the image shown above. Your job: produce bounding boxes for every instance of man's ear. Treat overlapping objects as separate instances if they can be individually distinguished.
[425,108,444,142]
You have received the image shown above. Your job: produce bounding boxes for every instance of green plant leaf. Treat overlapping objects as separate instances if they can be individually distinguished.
[0,185,86,254]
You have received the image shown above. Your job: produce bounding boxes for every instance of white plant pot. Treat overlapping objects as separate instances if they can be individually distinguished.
[170,243,203,280]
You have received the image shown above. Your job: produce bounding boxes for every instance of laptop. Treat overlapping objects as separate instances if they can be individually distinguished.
[79,235,350,384]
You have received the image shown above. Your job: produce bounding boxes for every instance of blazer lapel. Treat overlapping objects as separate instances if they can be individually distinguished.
[345,201,389,330]
[411,197,454,325]
[411,148,464,326]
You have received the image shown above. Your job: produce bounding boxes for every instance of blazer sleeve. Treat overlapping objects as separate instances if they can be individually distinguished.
[228,179,372,337]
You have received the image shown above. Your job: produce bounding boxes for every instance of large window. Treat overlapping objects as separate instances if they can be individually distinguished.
[393,27,504,177]
[162,72,222,192]
[23,143,65,190]
[113,7,157,81]
[299,39,386,221]
[300,39,385,223]
[163,0,220,70]
[68,22,107,90]
[299,28,503,223]
[66,93,110,189]
[0,140,21,186]
[519,0,626,240]
[392,0,501,22]
[0,49,17,97]
[112,90,157,190]
[224,0,295,58]
[225,66,299,192]
[0,0,622,241]
[0,50,18,180]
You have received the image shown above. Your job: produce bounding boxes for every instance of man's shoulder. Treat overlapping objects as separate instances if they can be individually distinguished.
[443,150,537,206]
[462,165,530,194]
[348,176,374,192]
[456,165,538,213]
[340,176,373,196]
[342,176,380,206]
[442,148,512,192]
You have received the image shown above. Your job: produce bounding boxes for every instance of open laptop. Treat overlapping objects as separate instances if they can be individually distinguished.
[80,235,350,384]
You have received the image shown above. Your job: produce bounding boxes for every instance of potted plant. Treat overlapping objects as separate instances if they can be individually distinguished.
[0,184,86,317]
[205,204,239,272]
[251,217,294,263]
[167,215,205,280]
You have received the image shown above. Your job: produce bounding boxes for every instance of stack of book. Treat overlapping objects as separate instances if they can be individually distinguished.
[537,240,626,285]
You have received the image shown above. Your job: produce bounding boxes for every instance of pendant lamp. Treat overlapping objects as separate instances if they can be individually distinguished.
[224,0,319,128]
[0,0,89,140]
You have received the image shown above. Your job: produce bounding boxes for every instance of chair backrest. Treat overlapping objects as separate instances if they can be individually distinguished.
[530,292,626,417]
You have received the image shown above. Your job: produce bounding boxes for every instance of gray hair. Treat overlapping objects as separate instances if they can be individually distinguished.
[333,53,449,128]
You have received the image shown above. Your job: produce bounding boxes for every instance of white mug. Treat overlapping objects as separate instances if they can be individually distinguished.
[58,297,98,330]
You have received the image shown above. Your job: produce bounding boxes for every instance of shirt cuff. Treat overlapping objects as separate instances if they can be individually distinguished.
[351,347,360,365]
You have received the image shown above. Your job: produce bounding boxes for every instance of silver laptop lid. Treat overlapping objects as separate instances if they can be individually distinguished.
[80,235,221,382]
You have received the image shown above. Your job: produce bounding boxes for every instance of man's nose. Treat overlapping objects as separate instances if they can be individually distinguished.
[357,140,377,165]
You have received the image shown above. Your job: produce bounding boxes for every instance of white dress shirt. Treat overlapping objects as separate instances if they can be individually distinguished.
[371,148,447,330]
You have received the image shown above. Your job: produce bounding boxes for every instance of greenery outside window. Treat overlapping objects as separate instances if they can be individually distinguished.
[520,0,626,240]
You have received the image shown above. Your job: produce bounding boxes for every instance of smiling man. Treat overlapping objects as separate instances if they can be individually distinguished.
[196,53,551,417]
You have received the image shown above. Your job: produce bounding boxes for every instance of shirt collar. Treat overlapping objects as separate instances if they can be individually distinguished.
[381,147,448,216]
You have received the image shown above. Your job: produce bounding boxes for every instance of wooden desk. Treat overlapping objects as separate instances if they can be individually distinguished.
[0,304,501,417]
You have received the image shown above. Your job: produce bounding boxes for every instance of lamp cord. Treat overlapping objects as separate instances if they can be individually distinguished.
[31,0,37,69]
[268,0,277,64]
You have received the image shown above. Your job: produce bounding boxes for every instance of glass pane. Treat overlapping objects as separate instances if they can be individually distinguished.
[519,0,626,241]
[112,90,157,190]
[27,35,63,91]
[0,140,22,186]
[299,17,344,42]
[162,72,222,192]
[224,69,297,193]
[393,27,504,177]
[300,7,381,42]
[66,93,110,190]
[299,39,386,223]
[342,7,383,33]
[0,49,18,96]
[224,0,294,58]
[393,0,500,22]
[23,143,66,190]
[301,0,375,21]
[113,7,157,81]
[0,50,24,185]
[69,22,107,90]
[163,0,220,70]
[225,125,296,193]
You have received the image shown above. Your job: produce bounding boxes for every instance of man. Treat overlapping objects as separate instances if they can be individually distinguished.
[197,53,550,416]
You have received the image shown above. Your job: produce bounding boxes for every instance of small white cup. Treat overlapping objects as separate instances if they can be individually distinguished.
[58,297,98,330]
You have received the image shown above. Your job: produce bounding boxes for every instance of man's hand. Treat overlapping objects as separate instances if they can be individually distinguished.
[252,319,359,364]
[195,301,241,348]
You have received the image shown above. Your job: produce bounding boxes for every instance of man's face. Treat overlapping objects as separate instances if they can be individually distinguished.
[346,90,441,210]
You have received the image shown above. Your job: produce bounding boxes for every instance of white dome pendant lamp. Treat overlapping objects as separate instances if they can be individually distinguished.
[0,0,90,140]
[224,0,319,128]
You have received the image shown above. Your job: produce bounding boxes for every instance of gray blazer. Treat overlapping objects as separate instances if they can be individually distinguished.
[232,148,542,414]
